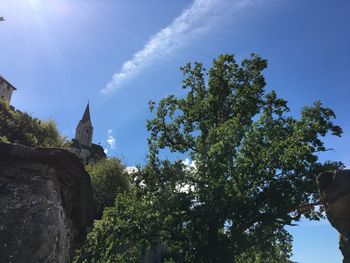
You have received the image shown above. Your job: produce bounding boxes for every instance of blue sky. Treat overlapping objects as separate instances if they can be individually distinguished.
[1,0,349,261]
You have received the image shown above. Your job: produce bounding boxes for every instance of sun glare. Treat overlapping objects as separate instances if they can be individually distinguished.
[29,0,41,8]
[24,0,73,16]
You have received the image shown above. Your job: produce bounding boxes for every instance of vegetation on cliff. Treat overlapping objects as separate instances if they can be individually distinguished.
[73,189,157,263]
[0,100,68,148]
[86,158,130,219]
[74,53,343,262]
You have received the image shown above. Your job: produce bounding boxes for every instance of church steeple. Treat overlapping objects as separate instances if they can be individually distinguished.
[75,103,93,147]
[81,102,92,125]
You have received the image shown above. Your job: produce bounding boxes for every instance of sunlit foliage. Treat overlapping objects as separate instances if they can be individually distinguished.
[86,158,130,219]
[0,99,68,148]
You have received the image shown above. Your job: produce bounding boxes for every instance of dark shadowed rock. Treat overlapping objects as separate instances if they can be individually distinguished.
[317,170,350,263]
[0,142,95,263]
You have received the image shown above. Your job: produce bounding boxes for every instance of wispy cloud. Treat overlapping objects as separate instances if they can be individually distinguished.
[101,0,252,94]
[106,129,117,150]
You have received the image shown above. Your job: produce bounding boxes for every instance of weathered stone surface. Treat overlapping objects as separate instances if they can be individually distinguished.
[0,142,95,263]
[317,170,350,263]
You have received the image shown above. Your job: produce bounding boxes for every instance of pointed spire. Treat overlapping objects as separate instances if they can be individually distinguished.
[81,102,91,124]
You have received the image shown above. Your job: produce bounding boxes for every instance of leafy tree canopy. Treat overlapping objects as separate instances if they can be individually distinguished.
[76,53,343,262]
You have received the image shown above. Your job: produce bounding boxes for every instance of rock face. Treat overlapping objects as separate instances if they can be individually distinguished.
[0,142,95,263]
[317,170,350,263]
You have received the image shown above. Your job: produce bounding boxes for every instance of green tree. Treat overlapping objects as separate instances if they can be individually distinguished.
[86,158,131,218]
[0,99,68,148]
[142,53,342,262]
[73,190,158,263]
[75,54,343,262]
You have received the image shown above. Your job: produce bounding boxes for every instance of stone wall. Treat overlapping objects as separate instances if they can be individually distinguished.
[70,140,106,165]
[0,142,95,263]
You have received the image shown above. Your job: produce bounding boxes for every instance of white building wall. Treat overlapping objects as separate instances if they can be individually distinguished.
[0,82,14,103]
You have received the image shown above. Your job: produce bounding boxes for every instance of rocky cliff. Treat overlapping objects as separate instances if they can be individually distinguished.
[317,170,350,263]
[0,142,95,263]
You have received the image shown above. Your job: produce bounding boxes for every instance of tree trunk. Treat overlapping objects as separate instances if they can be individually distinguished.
[207,224,219,263]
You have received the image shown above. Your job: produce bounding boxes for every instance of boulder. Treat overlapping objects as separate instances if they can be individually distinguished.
[0,142,95,263]
[317,170,350,263]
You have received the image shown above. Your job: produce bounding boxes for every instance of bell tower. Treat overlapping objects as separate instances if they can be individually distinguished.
[75,103,93,147]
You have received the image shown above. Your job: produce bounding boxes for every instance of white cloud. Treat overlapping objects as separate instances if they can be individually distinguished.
[176,183,195,194]
[106,129,117,150]
[176,158,198,193]
[182,158,191,166]
[125,166,139,174]
[104,148,108,154]
[182,158,197,171]
[101,0,252,94]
